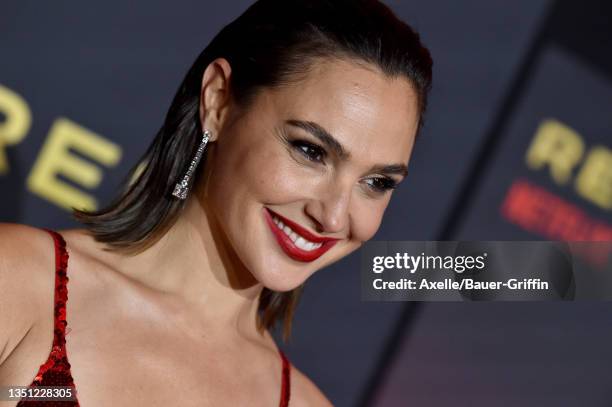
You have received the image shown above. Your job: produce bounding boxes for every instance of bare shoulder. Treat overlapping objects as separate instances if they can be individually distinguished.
[289,364,334,407]
[0,222,56,294]
[0,223,56,364]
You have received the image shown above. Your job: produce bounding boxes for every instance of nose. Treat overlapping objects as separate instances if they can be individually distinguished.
[304,180,351,235]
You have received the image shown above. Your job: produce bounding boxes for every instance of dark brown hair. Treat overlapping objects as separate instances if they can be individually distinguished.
[74,0,432,342]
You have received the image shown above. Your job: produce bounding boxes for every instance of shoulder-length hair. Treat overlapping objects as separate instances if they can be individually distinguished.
[74,0,432,342]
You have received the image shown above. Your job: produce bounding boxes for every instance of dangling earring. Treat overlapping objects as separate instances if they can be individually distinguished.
[172,129,211,200]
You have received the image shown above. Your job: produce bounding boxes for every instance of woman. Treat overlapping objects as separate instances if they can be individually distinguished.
[0,0,432,405]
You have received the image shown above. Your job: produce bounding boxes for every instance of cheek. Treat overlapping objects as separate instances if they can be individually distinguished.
[349,199,388,243]
[208,137,305,212]
[244,148,307,202]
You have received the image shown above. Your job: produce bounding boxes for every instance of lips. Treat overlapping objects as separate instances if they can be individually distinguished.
[263,207,340,262]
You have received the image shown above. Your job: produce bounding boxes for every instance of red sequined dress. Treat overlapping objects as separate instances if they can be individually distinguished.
[17,229,292,406]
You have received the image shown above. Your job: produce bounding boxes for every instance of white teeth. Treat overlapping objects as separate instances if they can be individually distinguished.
[295,236,306,248]
[270,213,324,251]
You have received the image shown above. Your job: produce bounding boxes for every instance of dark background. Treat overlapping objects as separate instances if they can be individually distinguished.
[1,1,611,406]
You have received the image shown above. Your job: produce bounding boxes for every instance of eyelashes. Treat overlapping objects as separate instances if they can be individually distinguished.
[287,138,399,194]
[290,139,327,163]
[364,177,398,193]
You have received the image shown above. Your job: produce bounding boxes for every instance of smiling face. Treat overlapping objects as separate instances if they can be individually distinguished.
[198,58,420,292]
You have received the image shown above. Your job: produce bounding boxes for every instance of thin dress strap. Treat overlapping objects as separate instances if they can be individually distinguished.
[279,349,291,407]
[16,229,79,406]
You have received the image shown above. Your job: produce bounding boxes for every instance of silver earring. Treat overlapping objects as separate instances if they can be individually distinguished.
[172,129,211,200]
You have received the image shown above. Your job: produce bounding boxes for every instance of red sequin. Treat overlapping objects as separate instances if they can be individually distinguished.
[17,229,292,406]
[279,349,292,406]
[17,229,78,406]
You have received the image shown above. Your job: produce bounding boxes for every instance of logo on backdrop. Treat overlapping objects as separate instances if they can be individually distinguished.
[0,84,122,212]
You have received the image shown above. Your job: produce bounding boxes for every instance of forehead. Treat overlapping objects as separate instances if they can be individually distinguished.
[264,58,420,164]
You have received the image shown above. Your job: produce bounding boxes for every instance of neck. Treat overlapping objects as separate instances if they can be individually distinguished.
[105,196,264,341]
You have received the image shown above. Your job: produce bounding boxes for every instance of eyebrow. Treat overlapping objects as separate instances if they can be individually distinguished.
[285,119,409,178]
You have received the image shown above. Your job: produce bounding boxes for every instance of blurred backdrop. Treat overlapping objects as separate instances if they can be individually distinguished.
[1,1,611,406]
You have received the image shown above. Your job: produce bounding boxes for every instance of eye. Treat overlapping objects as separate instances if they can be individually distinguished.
[364,177,398,194]
[290,140,327,163]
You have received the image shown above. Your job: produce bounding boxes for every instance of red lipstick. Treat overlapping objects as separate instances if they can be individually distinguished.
[263,207,340,262]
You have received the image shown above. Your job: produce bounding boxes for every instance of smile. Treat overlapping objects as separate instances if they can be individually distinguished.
[263,207,340,262]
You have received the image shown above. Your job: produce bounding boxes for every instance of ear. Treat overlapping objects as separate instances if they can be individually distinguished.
[199,58,233,141]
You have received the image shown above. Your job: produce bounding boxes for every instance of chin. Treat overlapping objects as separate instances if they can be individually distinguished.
[251,257,314,292]
[225,201,356,292]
